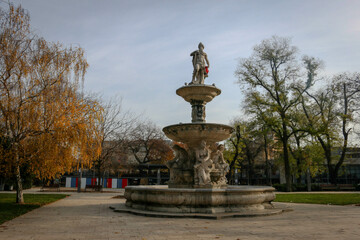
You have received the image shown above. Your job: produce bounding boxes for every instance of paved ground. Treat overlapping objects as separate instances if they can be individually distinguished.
[0,191,360,240]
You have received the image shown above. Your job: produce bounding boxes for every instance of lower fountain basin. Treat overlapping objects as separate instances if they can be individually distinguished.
[163,123,234,146]
[124,185,276,214]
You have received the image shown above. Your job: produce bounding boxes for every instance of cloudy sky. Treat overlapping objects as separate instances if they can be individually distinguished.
[7,0,360,127]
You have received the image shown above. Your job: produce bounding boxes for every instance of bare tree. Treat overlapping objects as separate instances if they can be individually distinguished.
[126,121,172,165]
[93,95,135,188]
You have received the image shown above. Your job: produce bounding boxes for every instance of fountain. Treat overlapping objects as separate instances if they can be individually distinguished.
[114,43,283,219]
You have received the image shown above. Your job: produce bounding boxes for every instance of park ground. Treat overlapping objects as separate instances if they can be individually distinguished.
[0,189,360,240]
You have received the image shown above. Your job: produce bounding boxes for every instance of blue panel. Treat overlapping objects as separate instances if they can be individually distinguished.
[118,179,123,188]
[103,178,107,188]
[86,178,91,185]
[71,177,76,188]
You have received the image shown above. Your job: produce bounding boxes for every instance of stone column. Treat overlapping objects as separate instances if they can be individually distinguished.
[191,100,206,123]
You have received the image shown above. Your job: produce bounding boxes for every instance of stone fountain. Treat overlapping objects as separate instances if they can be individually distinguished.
[115,43,283,219]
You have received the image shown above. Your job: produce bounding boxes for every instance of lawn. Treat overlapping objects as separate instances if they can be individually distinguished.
[0,193,68,225]
[274,193,360,205]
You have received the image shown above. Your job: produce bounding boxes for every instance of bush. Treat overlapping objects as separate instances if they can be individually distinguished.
[292,184,307,191]
[311,184,322,191]
[273,183,321,192]
[272,183,287,192]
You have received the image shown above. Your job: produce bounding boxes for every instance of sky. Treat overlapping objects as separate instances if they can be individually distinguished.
[6,0,360,127]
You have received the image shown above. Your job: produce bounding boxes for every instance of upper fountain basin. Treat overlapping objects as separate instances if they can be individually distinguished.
[176,84,221,103]
[163,123,234,146]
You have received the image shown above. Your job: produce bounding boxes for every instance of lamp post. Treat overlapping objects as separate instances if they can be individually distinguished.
[235,169,238,185]
[157,168,161,185]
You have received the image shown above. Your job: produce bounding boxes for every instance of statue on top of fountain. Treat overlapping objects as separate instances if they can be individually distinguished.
[190,42,210,85]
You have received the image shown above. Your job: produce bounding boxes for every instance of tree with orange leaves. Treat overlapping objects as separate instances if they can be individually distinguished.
[0,4,101,203]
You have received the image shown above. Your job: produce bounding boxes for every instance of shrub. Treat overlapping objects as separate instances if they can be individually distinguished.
[273,183,321,192]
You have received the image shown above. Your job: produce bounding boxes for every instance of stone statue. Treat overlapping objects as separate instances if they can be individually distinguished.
[190,42,210,85]
[166,145,189,169]
[211,144,229,185]
[194,140,213,185]
[166,145,192,185]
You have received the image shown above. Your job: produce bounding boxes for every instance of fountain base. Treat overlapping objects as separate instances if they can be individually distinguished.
[122,185,278,215]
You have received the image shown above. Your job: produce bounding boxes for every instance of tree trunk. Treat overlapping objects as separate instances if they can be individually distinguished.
[328,167,337,184]
[15,160,24,204]
[296,155,302,184]
[283,139,292,192]
[330,82,350,184]
[77,167,82,193]
[248,160,254,185]
[324,147,337,184]
[306,168,311,192]
[263,135,272,186]
[226,167,234,185]
[280,112,292,192]
[96,159,102,190]
[227,152,238,184]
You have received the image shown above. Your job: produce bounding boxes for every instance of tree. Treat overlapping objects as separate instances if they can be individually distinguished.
[0,4,101,203]
[287,103,311,184]
[287,118,326,190]
[235,36,319,191]
[301,73,360,183]
[93,95,135,187]
[127,121,173,165]
[237,120,264,185]
[225,118,274,185]
[224,123,243,184]
[260,123,275,185]
[348,73,360,138]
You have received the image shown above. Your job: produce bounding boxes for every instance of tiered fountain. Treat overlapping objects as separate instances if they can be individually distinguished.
[116,43,282,218]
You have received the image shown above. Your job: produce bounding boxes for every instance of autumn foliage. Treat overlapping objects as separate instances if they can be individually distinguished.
[0,4,101,203]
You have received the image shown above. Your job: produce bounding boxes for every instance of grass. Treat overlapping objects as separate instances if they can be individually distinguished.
[0,193,68,225]
[274,193,360,205]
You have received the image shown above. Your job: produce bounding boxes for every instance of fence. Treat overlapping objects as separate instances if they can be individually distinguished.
[65,177,128,189]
